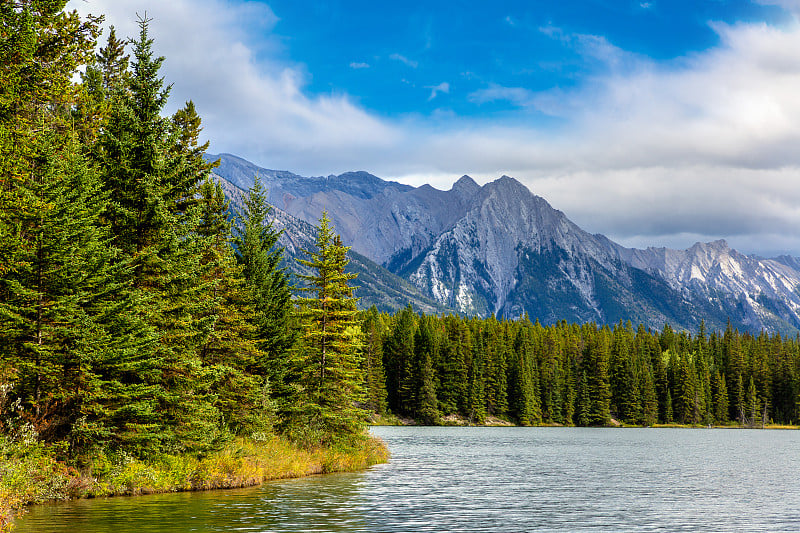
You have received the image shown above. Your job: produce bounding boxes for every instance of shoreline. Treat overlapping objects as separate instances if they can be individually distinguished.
[371,413,799,430]
[1,435,389,531]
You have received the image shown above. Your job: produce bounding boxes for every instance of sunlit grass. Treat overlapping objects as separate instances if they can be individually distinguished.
[0,433,389,531]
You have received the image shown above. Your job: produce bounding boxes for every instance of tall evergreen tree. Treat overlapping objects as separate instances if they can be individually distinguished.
[360,307,388,416]
[414,315,440,424]
[0,130,153,458]
[233,177,294,391]
[292,213,365,444]
[583,328,611,425]
[94,17,223,453]
[383,304,416,416]
[196,178,272,436]
[712,370,729,424]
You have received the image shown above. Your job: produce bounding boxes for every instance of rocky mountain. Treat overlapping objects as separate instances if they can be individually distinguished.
[210,153,477,268]
[603,239,800,334]
[404,176,703,329]
[209,153,800,334]
[216,176,449,315]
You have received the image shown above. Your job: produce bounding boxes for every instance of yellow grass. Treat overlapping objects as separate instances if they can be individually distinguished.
[0,434,389,531]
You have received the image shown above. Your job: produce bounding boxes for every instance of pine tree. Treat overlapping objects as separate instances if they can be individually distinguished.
[675,354,698,424]
[233,177,294,392]
[383,304,416,416]
[95,17,224,453]
[467,322,487,423]
[436,316,470,416]
[746,376,759,426]
[1,3,99,276]
[483,317,509,418]
[510,321,542,425]
[74,26,130,150]
[360,307,388,416]
[577,370,591,426]
[0,129,154,457]
[292,213,365,444]
[583,329,611,425]
[414,316,440,425]
[665,389,674,423]
[196,178,272,436]
[0,3,160,460]
[712,370,729,424]
[640,364,659,426]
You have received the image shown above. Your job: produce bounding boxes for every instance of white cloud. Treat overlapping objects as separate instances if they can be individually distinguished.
[539,25,641,70]
[65,0,401,173]
[427,82,449,101]
[390,53,419,68]
[349,62,370,69]
[469,84,536,106]
[64,0,800,256]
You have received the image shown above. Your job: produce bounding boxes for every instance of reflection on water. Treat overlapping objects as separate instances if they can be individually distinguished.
[15,427,800,532]
[15,472,369,533]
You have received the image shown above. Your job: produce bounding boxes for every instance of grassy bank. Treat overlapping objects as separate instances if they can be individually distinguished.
[0,434,389,531]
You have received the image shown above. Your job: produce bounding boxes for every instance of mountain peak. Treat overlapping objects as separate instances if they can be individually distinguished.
[452,174,480,193]
[697,238,729,248]
[688,239,731,255]
[486,175,529,195]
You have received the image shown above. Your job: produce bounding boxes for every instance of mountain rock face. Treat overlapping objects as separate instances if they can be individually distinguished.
[404,176,702,328]
[209,153,800,334]
[215,175,449,315]
[603,239,800,333]
[210,153,476,268]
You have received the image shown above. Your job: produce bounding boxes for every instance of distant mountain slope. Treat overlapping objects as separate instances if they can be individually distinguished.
[208,153,477,268]
[405,176,704,329]
[602,239,800,334]
[210,153,800,333]
[216,176,451,315]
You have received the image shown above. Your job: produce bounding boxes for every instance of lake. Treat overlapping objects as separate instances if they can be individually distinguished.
[15,426,800,532]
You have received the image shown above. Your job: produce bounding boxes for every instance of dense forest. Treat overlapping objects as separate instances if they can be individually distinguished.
[0,2,367,468]
[366,308,800,427]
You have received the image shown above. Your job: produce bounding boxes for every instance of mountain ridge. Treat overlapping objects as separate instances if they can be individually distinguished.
[208,153,800,334]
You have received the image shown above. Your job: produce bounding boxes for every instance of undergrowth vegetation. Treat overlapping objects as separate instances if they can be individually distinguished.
[0,434,388,531]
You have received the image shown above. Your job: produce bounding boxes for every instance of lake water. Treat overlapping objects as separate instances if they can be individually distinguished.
[15,426,800,532]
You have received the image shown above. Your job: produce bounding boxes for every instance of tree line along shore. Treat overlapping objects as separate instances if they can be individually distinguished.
[368,307,800,429]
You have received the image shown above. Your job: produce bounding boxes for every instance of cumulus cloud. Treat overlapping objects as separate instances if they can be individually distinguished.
[65,0,401,173]
[561,20,800,172]
[421,17,800,256]
[64,0,800,256]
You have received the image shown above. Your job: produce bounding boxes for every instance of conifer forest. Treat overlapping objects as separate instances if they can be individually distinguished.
[372,309,800,427]
[0,2,367,466]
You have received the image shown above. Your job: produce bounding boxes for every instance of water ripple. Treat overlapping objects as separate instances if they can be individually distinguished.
[15,427,800,532]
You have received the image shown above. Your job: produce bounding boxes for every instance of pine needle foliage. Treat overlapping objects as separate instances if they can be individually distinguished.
[291,212,366,445]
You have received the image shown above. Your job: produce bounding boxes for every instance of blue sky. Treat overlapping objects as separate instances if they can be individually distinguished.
[264,0,785,120]
[67,0,800,257]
